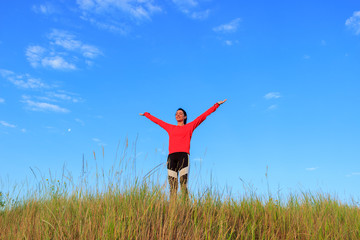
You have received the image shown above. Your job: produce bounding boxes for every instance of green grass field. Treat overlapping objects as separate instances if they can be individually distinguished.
[1,143,359,239]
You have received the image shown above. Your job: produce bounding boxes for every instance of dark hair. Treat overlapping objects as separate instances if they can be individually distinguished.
[176,108,187,124]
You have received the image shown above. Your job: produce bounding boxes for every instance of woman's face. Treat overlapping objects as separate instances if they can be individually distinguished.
[175,110,187,123]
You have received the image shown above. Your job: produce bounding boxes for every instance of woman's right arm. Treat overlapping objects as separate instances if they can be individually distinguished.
[140,112,171,131]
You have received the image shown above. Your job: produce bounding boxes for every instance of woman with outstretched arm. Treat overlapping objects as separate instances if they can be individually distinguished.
[140,99,227,198]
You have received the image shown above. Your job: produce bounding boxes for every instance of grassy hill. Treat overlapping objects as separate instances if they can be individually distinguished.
[1,143,359,239]
[1,180,359,239]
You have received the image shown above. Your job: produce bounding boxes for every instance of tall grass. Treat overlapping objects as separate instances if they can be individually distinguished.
[1,140,360,239]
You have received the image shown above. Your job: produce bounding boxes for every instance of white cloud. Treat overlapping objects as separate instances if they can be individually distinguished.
[224,40,239,46]
[172,0,198,8]
[0,121,16,128]
[92,137,107,146]
[77,0,95,10]
[172,0,198,13]
[172,0,211,20]
[49,29,102,58]
[306,167,318,171]
[267,104,277,111]
[49,30,83,50]
[303,55,311,60]
[26,45,77,70]
[26,29,102,70]
[76,0,162,21]
[0,69,13,76]
[42,56,77,70]
[190,9,210,20]
[75,118,85,126]
[346,172,360,177]
[32,3,57,15]
[1,69,82,114]
[213,18,241,33]
[345,11,360,35]
[33,91,82,104]
[22,96,70,113]
[225,40,233,46]
[0,69,48,89]
[75,0,163,34]
[81,45,102,59]
[264,92,281,100]
[46,91,82,103]
[80,15,129,34]
[26,45,47,68]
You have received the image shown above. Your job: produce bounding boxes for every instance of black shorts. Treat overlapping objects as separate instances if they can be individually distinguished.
[167,152,189,179]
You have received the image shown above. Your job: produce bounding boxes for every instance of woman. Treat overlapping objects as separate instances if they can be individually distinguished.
[140,99,227,198]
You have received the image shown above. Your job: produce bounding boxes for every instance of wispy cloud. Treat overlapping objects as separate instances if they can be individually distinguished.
[306,167,318,171]
[224,40,239,46]
[32,2,58,15]
[266,104,278,111]
[75,118,85,126]
[345,11,360,35]
[80,15,129,34]
[76,0,162,21]
[44,56,77,70]
[172,0,198,8]
[346,172,360,177]
[213,18,241,33]
[225,40,233,46]
[21,95,70,113]
[49,29,102,59]
[0,69,48,89]
[264,92,281,100]
[30,91,82,105]
[0,98,4,103]
[0,121,16,128]
[26,29,102,70]
[26,45,76,70]
[76,0,164,34]
[190,9,210,20]
[172,0,210,20]
[92,137,107,146]
[0,120,27,133]
[45,91,82,103]
[1,69,82,114]
[264,92,281,111]
[25,46,46,68]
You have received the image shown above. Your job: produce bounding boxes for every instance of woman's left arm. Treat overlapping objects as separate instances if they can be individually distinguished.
[191,99,227,130]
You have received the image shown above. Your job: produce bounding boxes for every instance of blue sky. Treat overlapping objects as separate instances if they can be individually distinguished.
[1,0,360,202]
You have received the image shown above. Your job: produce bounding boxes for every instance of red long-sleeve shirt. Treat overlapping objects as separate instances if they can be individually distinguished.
[144,103,220,155]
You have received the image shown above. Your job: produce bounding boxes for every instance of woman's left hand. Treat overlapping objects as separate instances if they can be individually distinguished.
[217,99,227,105]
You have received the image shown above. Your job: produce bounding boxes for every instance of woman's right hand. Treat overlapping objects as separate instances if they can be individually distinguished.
[139,113,145,116]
